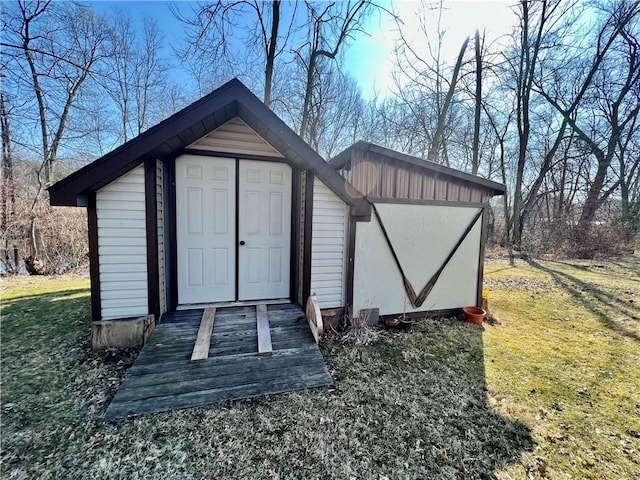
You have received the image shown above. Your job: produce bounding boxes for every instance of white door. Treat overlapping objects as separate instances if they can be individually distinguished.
[176,155,236,304]
[176,155,292,304]
[238,160,291,300]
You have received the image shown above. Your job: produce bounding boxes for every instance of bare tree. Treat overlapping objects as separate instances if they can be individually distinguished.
[174,0,299,106]
[426,35,469,163]
[505,0,571,249]
[102,9,136,142]
[472,29,483,175]
[536,1,640,232]
[2,1,108,272]
[1,90,20,273]
[102,12,169,142]
[296,1,374,141]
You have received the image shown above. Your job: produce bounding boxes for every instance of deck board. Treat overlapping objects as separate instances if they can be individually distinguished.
[105,304,332,420]
[256,304,273,355]
[190,307,216,362]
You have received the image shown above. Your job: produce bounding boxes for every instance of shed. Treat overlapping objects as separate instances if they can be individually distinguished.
[49,79,504,348]
[329,141,505,318]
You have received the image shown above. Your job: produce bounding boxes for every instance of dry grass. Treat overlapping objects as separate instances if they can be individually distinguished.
[1,258,639,479]
[483,257,640,478]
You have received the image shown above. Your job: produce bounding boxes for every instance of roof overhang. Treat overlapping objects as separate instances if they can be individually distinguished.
[49,79,371,217]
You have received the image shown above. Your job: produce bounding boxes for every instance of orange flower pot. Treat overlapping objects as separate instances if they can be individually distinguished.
[462,306,486,324]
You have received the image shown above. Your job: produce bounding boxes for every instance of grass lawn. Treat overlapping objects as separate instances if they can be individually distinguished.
[1,258,639,479]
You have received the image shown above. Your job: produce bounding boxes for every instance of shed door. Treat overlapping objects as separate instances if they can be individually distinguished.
[238,160,291,300]
[176,156,236,304]
[176,155,291,305]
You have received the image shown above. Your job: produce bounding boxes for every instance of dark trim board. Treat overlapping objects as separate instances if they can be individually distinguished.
[366,197,487,208]
[162,158,172,314]
[289,169,301,303]
[345,214,357,310]
[145,159,160,320]
[302,172,314,303]
[183,148,285,163]
[87,193,101,321]
[476,206,488,307]
[379,308,462,322]
[167,157,178,312]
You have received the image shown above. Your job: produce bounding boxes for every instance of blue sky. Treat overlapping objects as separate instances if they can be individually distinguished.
[90,0,517,99]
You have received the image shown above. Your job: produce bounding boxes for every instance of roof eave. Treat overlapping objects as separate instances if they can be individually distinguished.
[48,78,371,216]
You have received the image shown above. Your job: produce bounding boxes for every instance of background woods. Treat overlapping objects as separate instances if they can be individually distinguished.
[1,0,638,275]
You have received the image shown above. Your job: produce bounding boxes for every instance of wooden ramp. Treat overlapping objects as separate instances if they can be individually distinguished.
[105,304,332,420]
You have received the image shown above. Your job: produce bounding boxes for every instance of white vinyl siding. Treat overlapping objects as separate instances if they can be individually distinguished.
[96,166,148,320]
[310,177,348,308]
[188,117,284,157]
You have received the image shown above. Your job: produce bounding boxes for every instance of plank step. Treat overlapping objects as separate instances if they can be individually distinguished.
[190,307,216,362]
[256,304,272,356]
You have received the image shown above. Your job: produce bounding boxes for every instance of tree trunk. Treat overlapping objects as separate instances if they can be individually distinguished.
[511,0,553,250]
[299,1,369,141]
[472,30,482,175]
[263,0,280,108]
[427,36,469,163]
[1,92,19,273]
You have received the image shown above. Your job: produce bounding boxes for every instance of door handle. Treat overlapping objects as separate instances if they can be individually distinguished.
[239,240,246,246]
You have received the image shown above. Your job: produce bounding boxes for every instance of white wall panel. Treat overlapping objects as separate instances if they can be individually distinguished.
[96,166,148,320]
[310,177,348,308]
[353,203,482,316]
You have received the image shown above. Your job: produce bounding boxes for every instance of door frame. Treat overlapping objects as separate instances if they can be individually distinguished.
[166,151,306,310]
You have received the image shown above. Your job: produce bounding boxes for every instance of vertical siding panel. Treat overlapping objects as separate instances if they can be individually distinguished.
[458,184,469,202]
[423,176,435,199]
[381,161,396,197]
[363,152,378,196]
[298,171,306,303]
[311,178,348,308]
[96,166,148,320]
[447,182,460,202]
[435,178,448,200]
[373,155,384,197]
[395,164,410,198]
[408,168,423,199]
[352,153,363,195]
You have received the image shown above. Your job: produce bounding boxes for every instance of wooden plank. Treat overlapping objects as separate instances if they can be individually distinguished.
[305,294,323,343]
[256,304,273,355]
[190,307,216,362]
[106,372,332,420]
[127,344,322,376]
[114,362,330,402]
[122,352,327,390]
